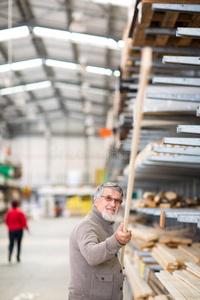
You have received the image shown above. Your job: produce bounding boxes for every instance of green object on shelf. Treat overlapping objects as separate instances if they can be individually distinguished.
[0,165,15,178]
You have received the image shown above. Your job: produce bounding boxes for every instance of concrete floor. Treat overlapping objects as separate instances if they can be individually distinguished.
[0,214,133,300]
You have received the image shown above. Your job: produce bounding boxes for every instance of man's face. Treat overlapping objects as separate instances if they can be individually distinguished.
[94,188,122,217]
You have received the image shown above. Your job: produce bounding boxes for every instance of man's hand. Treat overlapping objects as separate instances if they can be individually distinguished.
[115,223,132,245]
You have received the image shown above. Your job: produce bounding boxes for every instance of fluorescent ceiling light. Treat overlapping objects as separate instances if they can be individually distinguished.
[33,26,120,50]
[1,85,25,95]
[114,70,120,77]
[86,66,112,76]
[45,59,115,76]
[0,81,52,96]
[118,40,124,48]
[46,59,79,70]
[0,65,11,73]
[81,0,131,7]
[0,25,122,50]
[0,58,43,73]
[33,27,71,40]
[71,32,119,50]
[25,81,52,92]
[0,26,29,42]
[12,59,43,71]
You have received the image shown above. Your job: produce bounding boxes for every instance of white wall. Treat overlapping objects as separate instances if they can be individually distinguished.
[10,136,107,187]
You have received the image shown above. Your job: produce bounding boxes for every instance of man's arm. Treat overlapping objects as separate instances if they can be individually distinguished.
[77,223,131,266]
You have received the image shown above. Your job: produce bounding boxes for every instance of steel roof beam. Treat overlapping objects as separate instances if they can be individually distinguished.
[15,0,57,126]
[64,0,79,63]
[15,0,69,119]
[7,108,106,124]
[0,95,110,110]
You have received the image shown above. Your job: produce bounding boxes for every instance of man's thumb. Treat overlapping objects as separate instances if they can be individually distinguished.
[118,222,124,231]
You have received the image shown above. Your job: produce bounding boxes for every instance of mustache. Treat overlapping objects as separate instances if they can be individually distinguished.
[106,207,116,211]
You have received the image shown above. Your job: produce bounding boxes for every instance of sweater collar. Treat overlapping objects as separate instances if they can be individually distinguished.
[88,205,114,229]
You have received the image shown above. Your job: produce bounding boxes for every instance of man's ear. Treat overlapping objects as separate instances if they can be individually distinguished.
[94,198,98,205]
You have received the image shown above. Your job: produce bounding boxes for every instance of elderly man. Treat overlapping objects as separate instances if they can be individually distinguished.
[68,182,132,300]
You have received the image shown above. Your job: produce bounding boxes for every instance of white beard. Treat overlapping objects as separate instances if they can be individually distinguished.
[102,207,117,222]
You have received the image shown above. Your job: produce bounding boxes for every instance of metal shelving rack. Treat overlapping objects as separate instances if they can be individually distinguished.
[106,0,200,228]
[135,207,200,228]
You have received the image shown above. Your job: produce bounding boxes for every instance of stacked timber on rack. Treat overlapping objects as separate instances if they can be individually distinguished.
[156,263,200,299]
[113,0,200,199]
[151,244,200,271]
[129,223,193,251]
[125,225,200,299]
[124,254,156,299]
[134,190,200,209]
[149,296,170,300]
[178,244,200,262]
[113,1,200,299]
[126,231,200,298]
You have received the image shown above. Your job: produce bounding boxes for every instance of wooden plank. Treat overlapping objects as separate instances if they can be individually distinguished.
[132,3,154,46]
[159,211,165,228]
[185,262,200,277]
[178,245,200,262]
[175,276,200,300]
[151,247,177,270]
[160,271,199,300]
[157,244,196,264]
[124,255,155,299]
[121,47,152,268]
[174,270,200,293]
[154,12,179,47]
[131,227,158,242]
[159,237,193,245]
[187,268,200,278]
[149,296,168,300]
[156,272,186,300]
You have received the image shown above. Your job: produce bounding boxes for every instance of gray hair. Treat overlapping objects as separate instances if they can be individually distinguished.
[94,182,123,201]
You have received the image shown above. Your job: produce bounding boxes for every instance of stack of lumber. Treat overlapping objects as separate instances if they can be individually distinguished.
[124,254,155,300]
[151,244,199,271]
[148,296,169,300]
[129,224,193,250]
[130,225,159,250]
[178,245,200,263]
[159,236,193,247]
[134,191,199,209]
[185,262,200,278]
[156,264,200,300]
[154,223,193,247]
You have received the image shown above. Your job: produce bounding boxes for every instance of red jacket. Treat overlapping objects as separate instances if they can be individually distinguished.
[5,207,29,232]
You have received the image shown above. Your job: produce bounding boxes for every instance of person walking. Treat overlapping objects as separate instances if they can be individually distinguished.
[68,182,132,300]
[5,200,29,263]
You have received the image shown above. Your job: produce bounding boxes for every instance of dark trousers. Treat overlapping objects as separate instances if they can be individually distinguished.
[9,229,23,259]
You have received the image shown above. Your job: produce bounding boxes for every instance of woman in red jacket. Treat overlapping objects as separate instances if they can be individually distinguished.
[5,200,29,263]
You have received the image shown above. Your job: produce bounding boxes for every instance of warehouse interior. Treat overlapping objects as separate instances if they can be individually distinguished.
[0,0,200,300]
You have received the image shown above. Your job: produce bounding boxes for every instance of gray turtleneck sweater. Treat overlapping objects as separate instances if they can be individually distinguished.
[68,206,124,300]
